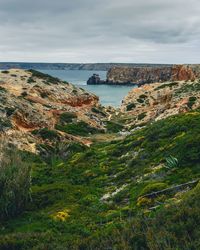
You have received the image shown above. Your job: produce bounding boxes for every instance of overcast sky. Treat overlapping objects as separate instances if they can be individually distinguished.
[0,0,200,63]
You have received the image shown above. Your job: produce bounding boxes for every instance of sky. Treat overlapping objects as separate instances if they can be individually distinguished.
[0,0,200,63]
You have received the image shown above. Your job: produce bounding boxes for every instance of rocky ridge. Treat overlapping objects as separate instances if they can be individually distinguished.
[0,69,108,152]
[121,78,200,128]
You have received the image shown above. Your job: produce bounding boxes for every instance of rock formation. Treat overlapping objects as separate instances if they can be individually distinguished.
[121,78,200,128]
[0,69,107,152]
[87,74,104,85]
[107,65,200,85]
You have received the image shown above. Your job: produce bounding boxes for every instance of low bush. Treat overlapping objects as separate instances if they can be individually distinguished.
[28,69,60,85]
[138,112,147,120]
[91,107,107,117]
[187,96,197,109]
[59,112,77,123]
[32,128,60,141]
[56,121,101,136]
[126,103,136,111]
[0,140,31,219]
[105,121,124,133]
[139,182,168,196]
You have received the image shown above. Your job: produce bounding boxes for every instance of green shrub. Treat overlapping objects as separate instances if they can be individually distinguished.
[59,112,77,123]
[5,107,15,116]
[0,86,7,92]
[165,155,179,169]
[138,112,147,120]
[105,121,124,133]
[155,81,179,90]
[32,128,60,141]
[139,182,168,196]
[21,91,28,97]
[0,142,31,219]
[27,77,36,84]
[126,103,136,111]
[137,98,144,104]
[91,107,107,117]
[27,70,60,85]
[0,118,12,131]
[38,141,86,164]
[139,94,148,99]
[187,96,197,109]
[56,121,101,136]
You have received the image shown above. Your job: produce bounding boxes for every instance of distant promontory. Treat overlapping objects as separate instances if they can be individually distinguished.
[0,62,172,71]
[87,64,200,86]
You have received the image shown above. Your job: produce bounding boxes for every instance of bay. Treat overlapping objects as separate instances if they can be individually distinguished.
[40,70,135,107]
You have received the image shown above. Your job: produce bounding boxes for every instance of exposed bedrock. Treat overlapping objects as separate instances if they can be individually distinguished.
[106,64,200,85]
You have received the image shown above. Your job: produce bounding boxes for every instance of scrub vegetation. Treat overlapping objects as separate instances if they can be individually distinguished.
[1,109,200,249]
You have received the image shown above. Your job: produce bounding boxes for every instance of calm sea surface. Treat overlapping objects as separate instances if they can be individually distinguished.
[40,70,135,107]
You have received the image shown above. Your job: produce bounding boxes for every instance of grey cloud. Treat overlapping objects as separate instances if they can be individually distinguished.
[0,0,200,62]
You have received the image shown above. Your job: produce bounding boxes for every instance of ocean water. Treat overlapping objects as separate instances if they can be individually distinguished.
[40,70,135,107]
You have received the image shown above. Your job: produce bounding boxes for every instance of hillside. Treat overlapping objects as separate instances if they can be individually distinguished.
[120,78,200,128]
[0,71,200,249]
[0,69,113,153]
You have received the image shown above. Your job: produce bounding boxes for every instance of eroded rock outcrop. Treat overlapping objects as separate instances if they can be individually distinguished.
[121,79,200,128]
[0,69,107,152]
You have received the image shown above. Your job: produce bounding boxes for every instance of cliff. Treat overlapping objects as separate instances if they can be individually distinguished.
[0,69,107,152]
[107,65,200,85]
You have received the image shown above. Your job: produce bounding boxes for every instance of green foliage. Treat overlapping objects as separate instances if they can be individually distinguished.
[126,102,136,111]
[174,81,200,96]
[38,141,86,164]
[105,121,124,133]
[21,91,28,97]
[165,155,179,169]
[1,110,200,249]
[59,112,77,123]
[155,81,179,90]
[0,144,31,220]
[28,69,60,85]
[139,182,168,196]
[32,128,60,141]
[138,112,147,120]
[137,98,144,103]
[0,118,12,131]
[91,107,107,117]
[0,86,7,92]
[187,96,197,109]
[5,107,15,116]
[139,94,148,99]
[56,121,102,136]
[27,77,36,84]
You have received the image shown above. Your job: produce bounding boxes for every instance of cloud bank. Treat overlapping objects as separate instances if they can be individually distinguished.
[0,0,200,63]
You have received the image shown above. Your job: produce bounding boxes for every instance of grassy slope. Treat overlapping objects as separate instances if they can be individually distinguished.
[1,110,200,249]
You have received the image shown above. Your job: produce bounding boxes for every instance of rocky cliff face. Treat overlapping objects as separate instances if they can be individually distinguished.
[107,65,199,85]
[0,69,107,152]
[121,78,200,128]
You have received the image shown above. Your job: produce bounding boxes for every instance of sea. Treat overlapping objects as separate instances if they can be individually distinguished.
[39,70,135,107]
